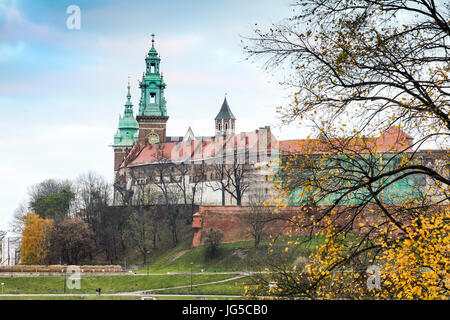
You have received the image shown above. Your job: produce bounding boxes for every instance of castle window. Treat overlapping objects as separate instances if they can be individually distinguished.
[225,123,228,130]
[150,92,156,103]
[150,63,156,73]
[232,123,234,129]
[219,123,222,131]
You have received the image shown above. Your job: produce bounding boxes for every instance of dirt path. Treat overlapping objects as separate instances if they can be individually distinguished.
[166,249,192,264]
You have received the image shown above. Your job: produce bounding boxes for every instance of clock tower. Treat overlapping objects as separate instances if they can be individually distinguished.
[136,34,169,143]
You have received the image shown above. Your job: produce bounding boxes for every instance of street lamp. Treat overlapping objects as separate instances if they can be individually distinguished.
[62,268,66,294]
[190,262,193,291]
[147,251,150,275]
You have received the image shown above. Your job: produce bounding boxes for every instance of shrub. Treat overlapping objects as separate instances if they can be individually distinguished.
[202,228,223,258]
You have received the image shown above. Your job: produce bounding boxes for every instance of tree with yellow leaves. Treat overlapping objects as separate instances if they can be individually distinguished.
[244,0,449,299]
[20,213,54,265]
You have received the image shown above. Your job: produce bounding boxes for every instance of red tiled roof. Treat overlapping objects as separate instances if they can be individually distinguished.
[119,127,414,169]
[278,127,414,155]
[124,128,277,168]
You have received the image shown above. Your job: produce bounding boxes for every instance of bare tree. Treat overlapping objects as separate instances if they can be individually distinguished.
[28,178,73,204]
[172,162,189,207]
[240,191,279,247]
[128,179,163,263]
[206,161,228,205]
[147,150,184,247]
[8,201,28,236]
[74,171,112,226]
[47,218,97,265]
[113,173,134,206]
[96,206,130,264]
[172,160,206,222]
[207,155,251,206]
[187,161,207,221]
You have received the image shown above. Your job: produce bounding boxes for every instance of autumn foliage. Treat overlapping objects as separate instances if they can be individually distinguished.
[244,0,449,300]
[20,213,53,265]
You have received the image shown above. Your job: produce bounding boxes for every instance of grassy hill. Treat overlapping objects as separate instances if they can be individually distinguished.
[137,235,325,274]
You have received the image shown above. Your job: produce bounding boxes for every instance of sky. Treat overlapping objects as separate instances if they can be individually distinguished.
[0,0,306,230]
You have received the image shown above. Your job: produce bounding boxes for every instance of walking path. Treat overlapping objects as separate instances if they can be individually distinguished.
[115,273,248,295]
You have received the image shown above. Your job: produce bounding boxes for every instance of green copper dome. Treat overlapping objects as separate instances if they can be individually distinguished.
[112,81,139,147]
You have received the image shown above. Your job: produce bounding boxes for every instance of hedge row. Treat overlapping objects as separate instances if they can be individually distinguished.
[0,265,122,273]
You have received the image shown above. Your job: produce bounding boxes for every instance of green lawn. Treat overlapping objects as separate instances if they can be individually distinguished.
[0,273,234,295]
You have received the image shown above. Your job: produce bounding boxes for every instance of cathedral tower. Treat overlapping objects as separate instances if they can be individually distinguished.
[136,35,169,143]
[215,96,236,136]
[112,79,139,172]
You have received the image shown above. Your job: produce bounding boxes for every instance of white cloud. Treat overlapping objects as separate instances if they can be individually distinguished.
[0,1,60,43]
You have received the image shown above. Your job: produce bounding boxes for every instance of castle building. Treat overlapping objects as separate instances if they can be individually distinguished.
[112,37,277,206]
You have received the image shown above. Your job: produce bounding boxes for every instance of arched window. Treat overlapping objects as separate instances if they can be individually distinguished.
[225,123,228,130]
[219,123,222,130]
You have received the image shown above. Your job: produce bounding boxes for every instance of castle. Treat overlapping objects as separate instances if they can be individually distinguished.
[111,37,441,207]
[111,37,446,246]
[111,37,277,206]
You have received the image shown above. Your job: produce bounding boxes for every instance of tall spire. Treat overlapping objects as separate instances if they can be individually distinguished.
[127,75,131,98]
[124,75,133,113]
[112,79,139,147]
[151,33,155,48]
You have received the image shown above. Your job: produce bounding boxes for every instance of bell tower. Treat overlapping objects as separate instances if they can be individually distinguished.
[111,78,139,172]
[215,95,236,136]
[136,34,169,143]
